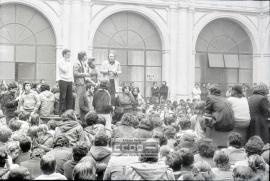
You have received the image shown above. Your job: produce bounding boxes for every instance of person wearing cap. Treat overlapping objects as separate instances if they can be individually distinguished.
[100,52,121,104]
[0,82,19,122]
[86,57,100,87]
[227,85,251,143]
[247,83,270,143]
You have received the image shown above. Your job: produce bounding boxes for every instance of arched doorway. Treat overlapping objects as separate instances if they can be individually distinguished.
[0,4,56,85]
[195,18,253,94]
[93,12,162,97]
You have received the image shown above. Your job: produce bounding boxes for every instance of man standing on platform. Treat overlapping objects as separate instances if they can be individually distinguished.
[56,49,74,115]
[73,51,89,115]
[100,52,121,105]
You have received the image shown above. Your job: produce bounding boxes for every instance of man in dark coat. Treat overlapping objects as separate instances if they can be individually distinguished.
[205,85,235,147]
[133,118,153,139]
[248,83,270,143]
[0,82,19,122]
[160,81,169,103]
[92,80,111,114]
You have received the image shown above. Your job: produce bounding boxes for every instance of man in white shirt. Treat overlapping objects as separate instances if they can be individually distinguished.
[56,49,74,115]
[100,52,121,104]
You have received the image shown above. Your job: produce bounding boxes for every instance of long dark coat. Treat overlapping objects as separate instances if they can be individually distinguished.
[248,94,270,143]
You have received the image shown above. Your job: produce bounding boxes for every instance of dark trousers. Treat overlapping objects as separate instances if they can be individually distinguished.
[59,80,73,114]
[109,79,116,105]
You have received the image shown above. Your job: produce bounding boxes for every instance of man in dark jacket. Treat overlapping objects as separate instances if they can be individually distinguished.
[205,85,235,148]
[160,81,168,103]
[15,137,31,164]
[88,131,112,180]
[112,113,136,138]
[93,80,111,114]
[0,82,19,122]
[248,83,270,143]
[63,144,89,180]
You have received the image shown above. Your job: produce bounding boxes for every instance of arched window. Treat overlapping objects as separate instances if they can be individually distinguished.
[93,12,162,97]
[0,4,56,85]
[195,18,253,94]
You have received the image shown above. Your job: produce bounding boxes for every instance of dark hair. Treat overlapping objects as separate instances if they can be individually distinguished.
[231,85,244,98]
[62,49,71,57]
[53,135,70,148]
[248,154,266,173]
[85,112,99,126]
[8,82,17,90]
[40,155,56,174]
[120,113,134,126]
[166,152,182,171]
[7,166,30,180]
[213,150,230,170]
[0,147,7,167]
[23,81,31,90]
[139,118,153,131]
[19,137,31,153]
[179,118,191,130]
[122,86,130,93]
[72,144,89,162]
[245,136,264,156]
[78,51,87,61]
[94,132,108,146]
[61,109,76,121]
[178,148,194,167]
[97,116,106,126]
[112,107,124,124]
[228,132,242,149]
[39,84,50,92]
[197,138,216,158]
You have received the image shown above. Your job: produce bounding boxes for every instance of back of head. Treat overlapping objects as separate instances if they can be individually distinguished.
[197,138,217,158]
[139,118,153,131]
[253,82,269,96]
[72,144,89,162]
[178,148,194,168]
[120,113,134,127]
[233,165,253,181]
[179,118,191,130]
[0,126,12,143]
[94,132,108,146]
[228,132,242,149]
[8,118,22,131]
[61,109,76,121]
[53,135,70,148]
[39,84,50,92]
[40,155,56,175]
[7,166,31,180]
[85,111,99,126]
[164,126,176,139]
[245,136,264,156]
[248,154,266,173]
[19,137,31,153]
[213,150,230,170]
[73,161,96,180]
[192,161,214,180]
[166,152,182,172]
[231,85,244,98]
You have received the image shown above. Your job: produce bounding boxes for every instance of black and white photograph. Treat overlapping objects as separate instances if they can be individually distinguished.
[0,0,269,180]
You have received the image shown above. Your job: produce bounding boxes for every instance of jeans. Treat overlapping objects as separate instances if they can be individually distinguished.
[59,80,73,114]
[75,85,86,115]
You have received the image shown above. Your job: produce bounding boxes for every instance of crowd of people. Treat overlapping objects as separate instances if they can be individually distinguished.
[0,49,269,180]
